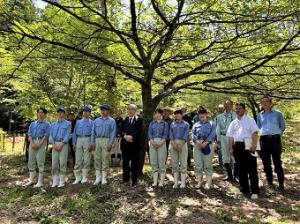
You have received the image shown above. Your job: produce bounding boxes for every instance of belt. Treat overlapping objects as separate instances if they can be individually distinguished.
[55,138,63,142]
[261,134,280,139]
[32,137,43,140]
[96,136,109,138]
[77,135,91,137]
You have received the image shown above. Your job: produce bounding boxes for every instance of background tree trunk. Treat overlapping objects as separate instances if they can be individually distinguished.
[138,83,157,177]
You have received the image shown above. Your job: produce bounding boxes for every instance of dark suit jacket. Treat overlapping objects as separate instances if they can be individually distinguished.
[120,116,143,144]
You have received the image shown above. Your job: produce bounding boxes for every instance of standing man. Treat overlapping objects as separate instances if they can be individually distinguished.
[169,108,190,188]
[216,100,237,181]
[227,103,260,199]
[213,104,225,166]
[92,104,116,185]
[25,108,51,188]
[72,106,94,184]
[68,112,77,168]
[163,106,173,161]
[257,96,286,191]
[120,104,143,186]
[49,108,71,188]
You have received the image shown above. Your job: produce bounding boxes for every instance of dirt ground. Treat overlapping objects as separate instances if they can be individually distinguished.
[0,148,299,224]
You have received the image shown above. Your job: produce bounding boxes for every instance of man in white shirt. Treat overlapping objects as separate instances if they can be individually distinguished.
[227,103,260,199]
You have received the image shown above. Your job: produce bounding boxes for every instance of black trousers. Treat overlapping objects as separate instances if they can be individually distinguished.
[260,135,284,185]
[121,140,140,184]
[233,142,259,194]
[69,139,75,168]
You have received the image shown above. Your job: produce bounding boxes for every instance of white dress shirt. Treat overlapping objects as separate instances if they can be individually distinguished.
[226,115,259,142]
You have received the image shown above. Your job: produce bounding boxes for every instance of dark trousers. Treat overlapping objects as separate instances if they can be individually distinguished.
[69,139,75,168]
[121,140,140,184]
[260,135,284,185]
[233,142,259,194]
[165,140,170,163]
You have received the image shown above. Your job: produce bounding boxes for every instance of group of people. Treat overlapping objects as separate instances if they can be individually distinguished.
[24,96,286,200]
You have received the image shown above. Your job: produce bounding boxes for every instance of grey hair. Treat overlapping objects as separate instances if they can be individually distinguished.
[128,104,137,110]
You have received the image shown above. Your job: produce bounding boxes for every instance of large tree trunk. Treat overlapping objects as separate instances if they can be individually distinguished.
[138,82,157,177]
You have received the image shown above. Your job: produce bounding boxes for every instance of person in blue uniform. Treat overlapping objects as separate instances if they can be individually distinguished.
[148,108,169,187]
[25,108,51,188]
[169,108,190,188]
[72,106,94,184]
[49,107,71,188]
[91,103,116,185]
[192,108,216,189]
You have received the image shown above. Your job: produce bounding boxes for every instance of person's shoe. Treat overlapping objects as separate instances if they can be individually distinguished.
[152,172,158,187]
[93,170,101,185]
[195,175,203,188]
[101,171,107,185]
[58,175,65,188]
[223,175,233,181]
[33,173,43,188]
[278,184,285,192]
[173,173,179,188]
[51,175,59,188]
[251,194,258,199]
[81,169,89,184]
[132,180,138,186]
[224,163,233,181]
[24,172,36,186]
[234,176,239,183]
[204,176,212,190]
[72,170,82,185]
[158,173,165,187]
[180,173,187,189]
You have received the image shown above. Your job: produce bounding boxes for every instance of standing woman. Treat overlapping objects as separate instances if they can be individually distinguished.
[148,108,169,187]
[192,108,216,189]
[25,108,51,188]
[72,106,94,184]
[169,108,190,188]
[49,108,71,188]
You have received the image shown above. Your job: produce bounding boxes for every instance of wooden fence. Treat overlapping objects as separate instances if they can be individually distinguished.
[0,133,27,154]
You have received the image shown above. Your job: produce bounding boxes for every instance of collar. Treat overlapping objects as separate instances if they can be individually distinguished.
[100,116,110,120]
[57,119,65,123]
[237,115,247,121]
[200,120,209,124]
[262,109,274,114]
[154,119,163,124]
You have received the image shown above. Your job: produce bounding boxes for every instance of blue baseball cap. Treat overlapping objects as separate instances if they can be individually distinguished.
[57,107,65,113]
[83,105,92,112]
[100,103,110,110]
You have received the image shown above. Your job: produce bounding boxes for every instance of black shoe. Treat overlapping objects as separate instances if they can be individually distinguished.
[234,176,239,183]
[223,176,233,181]
[278,184,285,192]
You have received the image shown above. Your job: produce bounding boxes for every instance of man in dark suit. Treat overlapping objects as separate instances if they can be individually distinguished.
[120,104,143,186]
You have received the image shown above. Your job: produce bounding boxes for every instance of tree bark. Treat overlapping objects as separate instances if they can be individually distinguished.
[138,81,158,177]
